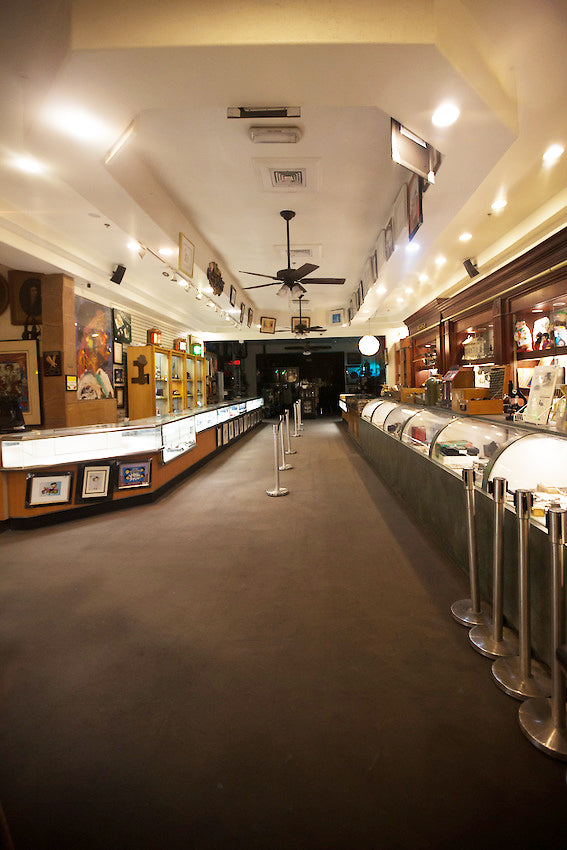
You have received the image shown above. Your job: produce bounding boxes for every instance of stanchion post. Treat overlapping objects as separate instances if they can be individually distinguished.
[266,422,289,497]
[284,409,296,455]
[292,401,301,438]
[279,415,293,471]
[492,490,551,699]
[519,507,567,759]
[451,468,488,627]
[469,477,519,657]
[298,399,303,430]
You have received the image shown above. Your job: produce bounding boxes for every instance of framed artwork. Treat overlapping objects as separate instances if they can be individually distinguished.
[8,271,43,326]
[117,459,152,490]
[260,316,276,334]
[292,315,310,332]
[115,386,125,408]
[229,285,236,307]
[75,463,114,503]
[385,218,394,260]
[112,309,132,344]
[66,375,77,392]
[0,339,41,425]
[43,350,62,377]
[239,302,246,323]
[114,341,123,364]
[347,306,353,324]
[114,367,124,385]
[75,296,114,400]
[179,233,195,278]
[407,173,423,241]
[247,307,253,328]
[359,280,364,305]
[26,471,73,507]
[328,309,344,326]
[354,289,360,311]
[0,274,8,315]
[222,422,229,444]
[228,420,234,440]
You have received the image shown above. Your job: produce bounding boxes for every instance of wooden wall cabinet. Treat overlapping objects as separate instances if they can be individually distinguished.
[127,345,208,421]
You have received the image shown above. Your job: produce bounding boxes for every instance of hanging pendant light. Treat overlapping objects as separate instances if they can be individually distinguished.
[358,334,380,356]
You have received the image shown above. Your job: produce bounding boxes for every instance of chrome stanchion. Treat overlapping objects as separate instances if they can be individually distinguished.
[469,477,519,657]
[298,399,304,430]
[519,508,567,759]
[266,422,289,497]
[451,468,488,626]
[492,490,551,699]
[292,401,301,437]
[284,409,296,455]
[278,415,293,471]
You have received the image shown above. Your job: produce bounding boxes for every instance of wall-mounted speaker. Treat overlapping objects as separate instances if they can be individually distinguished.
[110,264,126,284]
[463,258,479,278]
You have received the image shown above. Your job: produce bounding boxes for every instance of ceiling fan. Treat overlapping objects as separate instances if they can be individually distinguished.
[284,342,332,356]
[239,210,346,297]
[276,293,326,335]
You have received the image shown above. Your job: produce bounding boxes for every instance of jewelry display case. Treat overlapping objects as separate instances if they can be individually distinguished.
[400,408,457,454]
[381,405,420,438]
[360,399,382,420]
[430,418,523,476]
[370,400,399,427]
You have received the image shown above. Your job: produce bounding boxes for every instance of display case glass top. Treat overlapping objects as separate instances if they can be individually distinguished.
[370,401,399,427]
[382,405,420,438]
[361,399,382,421]
[431,418,523,477]
[400,408,457,454]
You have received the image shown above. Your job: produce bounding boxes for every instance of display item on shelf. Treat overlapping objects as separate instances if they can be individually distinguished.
[514,320,533,351]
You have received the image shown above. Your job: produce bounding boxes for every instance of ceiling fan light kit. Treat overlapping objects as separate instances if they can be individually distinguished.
[358,335,380,356]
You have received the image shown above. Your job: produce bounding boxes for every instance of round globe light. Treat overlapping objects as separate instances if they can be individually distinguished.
[358,335,380,356]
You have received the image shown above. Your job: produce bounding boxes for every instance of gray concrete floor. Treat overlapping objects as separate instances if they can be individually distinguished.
[0,418,566,849]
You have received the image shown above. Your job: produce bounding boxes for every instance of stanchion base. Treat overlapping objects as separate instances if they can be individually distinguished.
[519,698,567,761]
[278,463,293,471]
[285,449,297,455]
[492,655,552,700]
[292,433,301,438]
[266,487,289,497]
[469,623,519,658]
[451,598,487,627]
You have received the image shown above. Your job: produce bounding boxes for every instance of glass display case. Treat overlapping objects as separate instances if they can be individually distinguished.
[161,416,196,463]
[361,399,382,421]
[170,351,186,414]
[382,405,419,438]
[430,418,523,475]
[370,400,399,427]
[400,408,457,454]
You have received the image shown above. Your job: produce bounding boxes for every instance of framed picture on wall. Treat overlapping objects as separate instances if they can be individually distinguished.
[407,173,423,241]
[8,272,43,326]
[247,308,253,328]
[117,459,152,490]
[25,472,73,507]
[385,218,394,260]
[239,302,246,323]
[113,341,123,364]
[260,316,276,334]
[229,285,236,307]
[114,367,124,385]
[112,309,132,344]
[75,463,114,503]
[179,233,195,278]
[0,339,41,425]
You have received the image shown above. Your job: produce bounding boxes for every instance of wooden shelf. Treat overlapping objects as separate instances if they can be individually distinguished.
[516,345,567,361]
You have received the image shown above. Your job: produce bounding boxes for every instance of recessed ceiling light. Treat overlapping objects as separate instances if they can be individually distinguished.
[376,285,387,294]
[13,155,45,174]
[419,274,429,283]
[543,144,564,166]
[432,103,460,127]
[47,106,109,142]
[435,256,446,266]
[396,297,404,303]
[406,242,420,253]
[491,198,507,211]
[158,247,175,256]
[459,232,472,242]
[405,287,414,294]
[128,240,141,250]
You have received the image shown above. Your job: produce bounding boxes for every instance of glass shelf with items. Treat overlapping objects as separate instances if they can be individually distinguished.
[430,418,523,478]
[400,408,457,455]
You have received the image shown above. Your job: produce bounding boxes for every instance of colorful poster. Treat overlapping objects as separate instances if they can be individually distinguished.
[0,351,29,411]
[75,296,114,400]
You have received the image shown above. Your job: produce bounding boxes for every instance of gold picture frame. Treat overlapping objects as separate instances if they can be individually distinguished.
[179,233,195,278]
[0,339,41,425]
[260,316,276,334]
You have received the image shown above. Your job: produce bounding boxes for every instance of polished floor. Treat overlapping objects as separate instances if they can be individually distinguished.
[0,418,566,849]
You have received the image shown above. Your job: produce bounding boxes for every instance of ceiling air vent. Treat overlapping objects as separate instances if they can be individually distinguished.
[255,158,320,193]
[270,168,306,189]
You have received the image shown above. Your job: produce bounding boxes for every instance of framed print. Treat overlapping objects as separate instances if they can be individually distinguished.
[229,285,236,307]
[115,386,124,408]
[222,422,229,444]
[328,309,344,326]
[117,459,152,490]
[239,302,246,323]
[228,420,234,440]
[75,296,114,400]
[66,375,77,392]
[112,309,132,344]
[26,472,73,507]
[247,307,253,328]
[75,463,114,503]
[260,316,276,334]
[8,271,43,326]
[292,315,310,332]
[385,218,394,260]
[114,367,124,385]
[0,274,9,315]
[179,232,195,278]
[358,280,364,305]
[407,173,423,241]
[354,288,360,311]
[43,350,62,377]
[0,339,41,425]
[347,306,353,324]
[113,341,123,364]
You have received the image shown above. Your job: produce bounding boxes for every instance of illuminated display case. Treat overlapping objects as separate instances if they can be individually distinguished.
[370,400,399,427]
[360,399,383,421]
[400,408,456,453]
[430,418,523,476]
[161,416,197,464]
[382,405,419,437]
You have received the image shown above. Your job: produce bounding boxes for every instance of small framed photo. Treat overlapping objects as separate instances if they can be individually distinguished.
[292,315,310,332]
[359,280,364,304]
[116,386,125,408]
[75,463,114,503]
[112,309,132,344]
[247,307,253,328]
[354,289,361,311]
[260,316,276,334]
[43,350,62,377]
[179,232,195,278]
[117,459,152,490]
[228,420,234,440]
[66,375,77,392]
[347,307,353,324]
[239,302,246,323]
[407,172,423,241]
[26,472,73,507]
[114,341,123,364]
[229,285,236,307]
[328,309,344,326]
[385,218,394,260]
[114,367,125,385]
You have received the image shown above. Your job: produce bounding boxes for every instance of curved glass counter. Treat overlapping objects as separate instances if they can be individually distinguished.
[431,418,524,476]
[400,408,457,454]
[361,399,383,421]
[382,405,420,438]
[370,401,399,427]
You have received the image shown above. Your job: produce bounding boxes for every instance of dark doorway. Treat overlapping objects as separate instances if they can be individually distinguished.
[257,351,344,417]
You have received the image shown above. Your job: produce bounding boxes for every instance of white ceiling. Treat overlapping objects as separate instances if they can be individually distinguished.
[0,0,566,341]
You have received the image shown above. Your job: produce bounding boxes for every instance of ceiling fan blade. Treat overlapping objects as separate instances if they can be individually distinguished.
[290,262,319,280]
[310,326,327,332]
[242,282,280,290]
[239,270,280,281]
[301,277,346,285]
